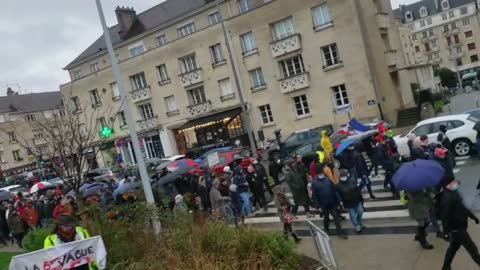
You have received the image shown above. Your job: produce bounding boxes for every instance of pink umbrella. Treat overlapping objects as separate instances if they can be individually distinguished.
[29,181,54,194]
[167,159,199,171]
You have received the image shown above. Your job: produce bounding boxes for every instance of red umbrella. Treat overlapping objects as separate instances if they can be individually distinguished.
[167,159,199,171]
[29,181,54,194]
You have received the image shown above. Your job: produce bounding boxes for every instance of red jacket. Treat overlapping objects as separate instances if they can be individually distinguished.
[52,204,72,220]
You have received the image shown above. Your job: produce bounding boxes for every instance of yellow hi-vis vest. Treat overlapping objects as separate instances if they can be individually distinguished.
[316,151,325,164]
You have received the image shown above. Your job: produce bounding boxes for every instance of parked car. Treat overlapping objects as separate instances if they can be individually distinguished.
[394,114,478,157]
[195,149,256,176]
[465,108,480,119]
[85,167,117,182]
[0,185,28,196]
[462,72,480,92]
[193,147,234,163]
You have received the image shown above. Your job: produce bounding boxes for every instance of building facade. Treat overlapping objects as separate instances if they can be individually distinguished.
[394,0,480,79]
[60,0,414,163]
[0,90,62,176]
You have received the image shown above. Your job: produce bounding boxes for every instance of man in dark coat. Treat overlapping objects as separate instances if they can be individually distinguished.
[232,166,251,216]
[246,165,266,212]
[433,148,455,186]
[441,180,480,270]
[353,147,375,199]
[338,146,356,181]
[253,159,273,196]
[311,164,347,239]
[365,135,379,176]
[336,169,364,233]
[284,160,312,217]
[376,136,395,194]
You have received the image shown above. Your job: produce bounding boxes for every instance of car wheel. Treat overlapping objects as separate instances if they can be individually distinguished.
[453,139,471,156]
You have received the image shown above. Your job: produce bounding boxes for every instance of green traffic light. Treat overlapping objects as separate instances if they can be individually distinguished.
[100,126,112,138]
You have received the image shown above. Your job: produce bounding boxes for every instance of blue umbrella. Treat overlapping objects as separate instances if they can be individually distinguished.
[392,160,445,192]
[335,139,354,156]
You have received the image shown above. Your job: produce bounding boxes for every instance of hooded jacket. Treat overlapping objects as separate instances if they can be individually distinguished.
[311,175,340,210]
[320,130,333,154]
[232,167,248,193]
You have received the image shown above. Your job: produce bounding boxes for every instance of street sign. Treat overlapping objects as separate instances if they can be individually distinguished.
[368,99,376,106]
[334,105,352,114]
[207,152,220,166]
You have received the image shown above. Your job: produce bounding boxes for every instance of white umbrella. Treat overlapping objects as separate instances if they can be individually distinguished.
[29,181,54,194]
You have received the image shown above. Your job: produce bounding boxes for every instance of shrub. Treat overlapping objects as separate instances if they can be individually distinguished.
[22,226,54,252]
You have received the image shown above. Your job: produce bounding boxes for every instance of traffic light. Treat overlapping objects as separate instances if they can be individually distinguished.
[100,126,112,138]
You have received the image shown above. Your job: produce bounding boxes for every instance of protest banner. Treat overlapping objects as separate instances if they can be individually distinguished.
[9,236,107,270]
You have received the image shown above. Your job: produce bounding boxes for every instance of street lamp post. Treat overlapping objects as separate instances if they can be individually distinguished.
[215,0,258,158]
[94,0,159,230]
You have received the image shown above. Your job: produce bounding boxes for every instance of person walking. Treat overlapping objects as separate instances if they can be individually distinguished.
[229,184,244,226]
[407,188,435,249]
[253,159,273,196]
[365,135,379,176]
[321,130,333,159]
[437,124,456,168]
[23,200,39,229]
[433,148,455,186]
[386,130,398,154]
[295,154,312,204]
[354,146,375,199]
[284,160,313,217]
[309,153,320,178]
[376,136,396,194]
[231,167,251,216]
[441,180,480,270]
[210,179,232,219]
[338,145,357,181]
[7,204,24,249]
[336,169,365,233]
[407,134,416,159]
[311,164,347,239]
[246,165,267,212]
[273,185,301,243]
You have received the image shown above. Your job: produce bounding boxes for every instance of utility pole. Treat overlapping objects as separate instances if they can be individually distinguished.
[215,0,258,158]
[95,0,158,216]
[452,53,464,93]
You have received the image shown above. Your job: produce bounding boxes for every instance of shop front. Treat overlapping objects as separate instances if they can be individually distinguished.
[114,130,165,167]
[174,107,250,156]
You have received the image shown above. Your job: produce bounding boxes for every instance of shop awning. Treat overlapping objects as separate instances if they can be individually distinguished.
[179,107,242,132]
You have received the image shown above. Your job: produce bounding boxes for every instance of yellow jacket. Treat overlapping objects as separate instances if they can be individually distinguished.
[320,130,333,154]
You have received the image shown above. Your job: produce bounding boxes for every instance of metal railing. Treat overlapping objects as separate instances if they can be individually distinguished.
[308,221,339,270]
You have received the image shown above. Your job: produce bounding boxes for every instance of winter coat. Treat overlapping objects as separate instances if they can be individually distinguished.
[407,189,434,221]
[437,132,452,151]
[387,138,398,154]
[7,212,25,235]
[336,180,363,209]
[210,187,230,212]
[338,150,355,170]
[309,161,317,178]
[197,185,211,210]
[284,167,308,206]
[254,163,268,183]
[441,189,477,233]
[323,166,336,184]
[407,140,414,157]
[434,156,455,186]
[295,161,309,187]
[411,145,428,161]
[353,150,369,176]
[274,189,291,223]
[311,176,340,210]
[375,143,393,168]
[321,130,333,154]
[232,167,248,193]
[23,206,39,227]
[229,191,243,216]
[246,172,264,195]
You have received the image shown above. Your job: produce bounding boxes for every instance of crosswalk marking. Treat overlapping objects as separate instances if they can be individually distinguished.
[456,155,470,160]
[456,161,467,166]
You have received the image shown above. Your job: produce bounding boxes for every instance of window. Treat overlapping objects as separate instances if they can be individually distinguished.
[412,34,417,41]
[118,111,127,126]
[420,7,428,17]
[451,22,456,30]
[208,12,221,25]
[272,17,295,41]
[97,117,107,131]
[465,30,473,38]
[412,124,432,136]
[427,18,432,25]
[90,62,99,73]
[456,46,462,54]
[73,70,83,80]
[70,96,81,113]
[128,42,145,57]
[442,13,447,20]
[410,23,415,30]
[422,31,427,38]
[24,114,35,122]
[38,146,48,155]
[454,34,460,44]
[331,84,349,107]
[460,6,468,15]
[428,54,433,61]
[129,72,148,90]
[322,43,341,67]
[209,44,224,65]
[415,46,420,53]
[89,89,101,106]
[433,64,440,71]
[447,36,452,46]
[164,96,178,113]
[312,3,332,29]
[179,54,198,73]
[240,32,257,54]
[219,78,234,98]
[177,22,196,37]
[238,0,252,13]
[33,133,44,139]
[471,55,479,63]
[155,34,167,47]
[425,43,431,52]
[279,55,305,78]
[448,11,454,18]
[442,0,450,10]
[12,150,21,162]
[434,52,440,59]
[156,64,170,83]
[429,29,434,36]
[432,40,437,48]
[456,58,463,66]
[463,18,470,26]
[249,68,266,89]
[139,103,155,119]
[405,12,413,22]
[468,43,476,50]
[111,82,120,99]
[420,20,426,27]
[443,24,449,32]
[187,87,207,105]
[259,104,274,125]
[293,95,310,117]
[7,132,16,142]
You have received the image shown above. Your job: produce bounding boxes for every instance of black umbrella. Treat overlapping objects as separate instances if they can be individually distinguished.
[154,166,194,187]
[0,191,12,202]
[82,184,106,198]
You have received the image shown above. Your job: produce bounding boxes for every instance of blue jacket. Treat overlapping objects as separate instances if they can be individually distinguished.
[232,167,248,193]
[311,176,340,210]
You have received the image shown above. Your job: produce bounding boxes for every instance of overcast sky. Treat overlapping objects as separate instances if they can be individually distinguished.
[0,0,418,95]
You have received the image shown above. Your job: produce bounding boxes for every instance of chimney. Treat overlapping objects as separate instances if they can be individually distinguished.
[115,6,137,38]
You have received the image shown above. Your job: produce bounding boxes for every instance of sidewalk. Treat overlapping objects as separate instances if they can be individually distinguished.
[296,225,480,270]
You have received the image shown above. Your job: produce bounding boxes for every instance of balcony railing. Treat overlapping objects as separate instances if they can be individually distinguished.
[270,34,302,58]
[180,69,203,88]
[443,28,459,36]
[34,138,47,146]
[187,101,212,117]
[376,13,390,30]
[279,72,310,94]
[385,50,399,67]
[130,86,152,103]
[137,116,158,131]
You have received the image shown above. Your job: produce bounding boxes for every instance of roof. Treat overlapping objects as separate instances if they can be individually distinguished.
[417,114,469,125]
[393,0,474,23]
[65,0,210,69]
[0,92,63,113]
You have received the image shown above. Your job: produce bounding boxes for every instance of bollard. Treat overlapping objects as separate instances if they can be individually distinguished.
[448,104,452,114]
